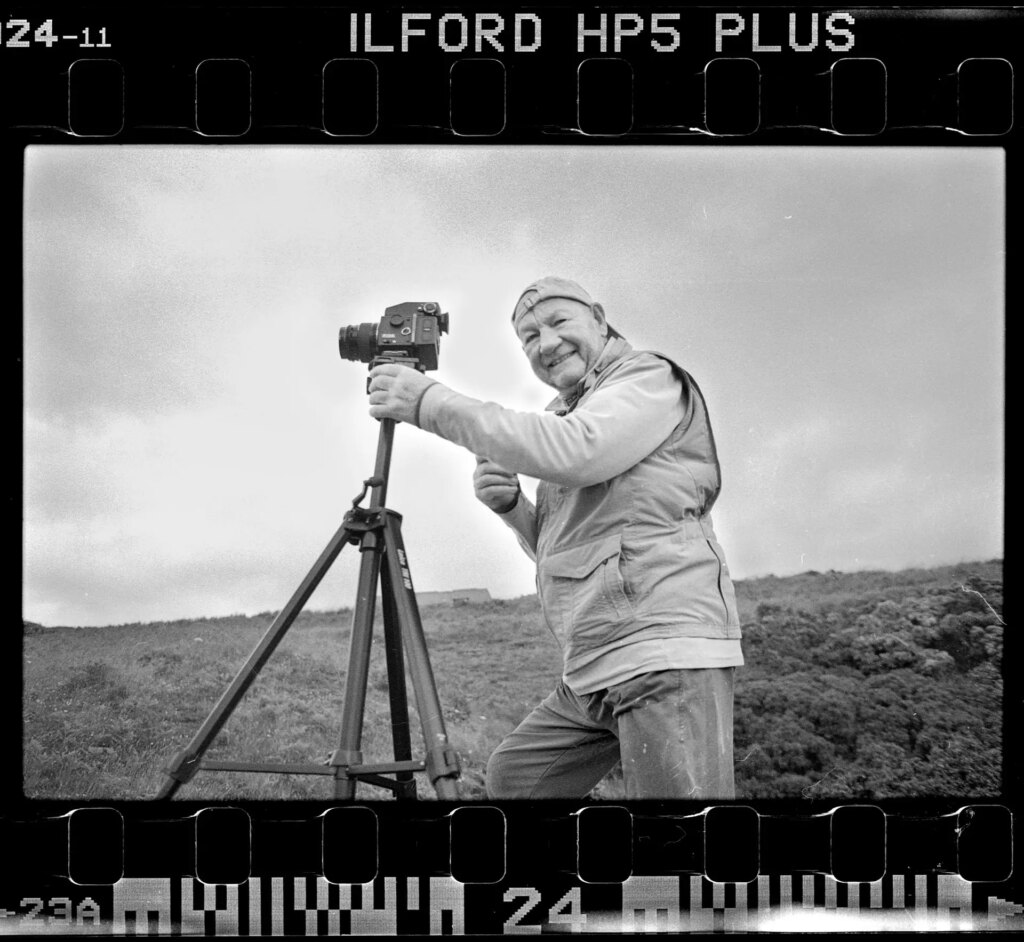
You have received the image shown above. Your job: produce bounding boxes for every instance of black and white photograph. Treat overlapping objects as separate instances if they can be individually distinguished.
[22,144,1004,802]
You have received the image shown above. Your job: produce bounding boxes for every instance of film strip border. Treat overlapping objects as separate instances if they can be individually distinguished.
[1,803,1020,933]
[4,6,1021,937]
[1,7,1018,140]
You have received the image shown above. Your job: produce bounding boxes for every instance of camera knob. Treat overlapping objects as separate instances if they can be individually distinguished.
[389,314,405,326]
[421,302,438,314]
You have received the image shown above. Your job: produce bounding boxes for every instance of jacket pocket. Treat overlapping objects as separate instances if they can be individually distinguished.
[539,534,633,643]
[635,530,739,630]
[704,537,738,626]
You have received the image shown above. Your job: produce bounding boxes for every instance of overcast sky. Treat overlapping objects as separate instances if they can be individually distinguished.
[23,145,1004,628]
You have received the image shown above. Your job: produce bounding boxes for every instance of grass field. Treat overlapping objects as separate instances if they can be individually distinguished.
[23,597,562,800]
[22,561,1003,801]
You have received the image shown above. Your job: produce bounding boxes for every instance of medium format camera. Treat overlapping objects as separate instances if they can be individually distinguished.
[338,301,449,372]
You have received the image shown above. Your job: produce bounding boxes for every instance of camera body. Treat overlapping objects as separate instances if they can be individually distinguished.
[339,301,449,372]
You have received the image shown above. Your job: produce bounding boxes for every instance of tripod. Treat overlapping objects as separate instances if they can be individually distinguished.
[156,417,460,799]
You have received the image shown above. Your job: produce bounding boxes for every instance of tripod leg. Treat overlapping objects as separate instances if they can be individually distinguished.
[330,525,385,800]
[157,520,358,799]
[381,512,461,799]
[379,560,418,799]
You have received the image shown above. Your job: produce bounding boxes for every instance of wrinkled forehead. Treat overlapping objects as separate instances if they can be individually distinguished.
[513,296,593,335]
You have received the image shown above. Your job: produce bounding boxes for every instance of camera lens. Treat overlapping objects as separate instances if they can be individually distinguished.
[338,322,378,363]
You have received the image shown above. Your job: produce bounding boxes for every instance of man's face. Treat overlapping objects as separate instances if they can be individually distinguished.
[514,297,609,394]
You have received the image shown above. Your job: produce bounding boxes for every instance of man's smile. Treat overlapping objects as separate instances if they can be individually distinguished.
[546,351,576,368]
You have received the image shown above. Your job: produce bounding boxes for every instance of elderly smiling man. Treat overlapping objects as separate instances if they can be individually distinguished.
[367,276,742,799]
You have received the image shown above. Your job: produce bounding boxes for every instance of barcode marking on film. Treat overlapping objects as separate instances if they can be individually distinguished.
[0,873,1012,934]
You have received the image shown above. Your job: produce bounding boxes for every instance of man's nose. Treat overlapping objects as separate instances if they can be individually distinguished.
[538,325,560,351]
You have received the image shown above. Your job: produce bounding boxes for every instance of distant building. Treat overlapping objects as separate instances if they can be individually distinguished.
[416,588,492,607]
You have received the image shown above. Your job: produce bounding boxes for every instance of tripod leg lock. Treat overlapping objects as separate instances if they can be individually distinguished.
[424,743,461,786]
[329,748,363,769]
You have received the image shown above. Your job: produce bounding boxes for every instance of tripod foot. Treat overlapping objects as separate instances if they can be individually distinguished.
[157,749,202,798]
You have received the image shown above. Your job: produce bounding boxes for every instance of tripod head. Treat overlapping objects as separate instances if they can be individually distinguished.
[364,353,427,391]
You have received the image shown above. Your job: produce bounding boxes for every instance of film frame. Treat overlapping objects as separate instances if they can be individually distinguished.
[5,2,1020,935]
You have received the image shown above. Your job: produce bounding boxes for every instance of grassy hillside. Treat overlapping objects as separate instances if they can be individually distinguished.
[22,560,1002,800]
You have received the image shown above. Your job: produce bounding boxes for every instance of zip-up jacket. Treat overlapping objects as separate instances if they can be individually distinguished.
[417,337,741,688]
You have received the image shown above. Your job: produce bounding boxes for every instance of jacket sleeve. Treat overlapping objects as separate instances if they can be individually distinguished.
[417,355,687,487]
[497,492,538,559]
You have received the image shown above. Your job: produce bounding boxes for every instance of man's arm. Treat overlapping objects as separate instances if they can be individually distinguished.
[497,493,538,559]
[417,355,687,487]
[473,456,538,557]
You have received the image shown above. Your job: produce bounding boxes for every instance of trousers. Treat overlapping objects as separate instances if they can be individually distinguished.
[486,668,736,800]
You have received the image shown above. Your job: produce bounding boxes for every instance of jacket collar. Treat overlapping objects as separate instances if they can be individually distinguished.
[544,336,633,414]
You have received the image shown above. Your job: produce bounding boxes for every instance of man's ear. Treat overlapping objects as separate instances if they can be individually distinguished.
[591,302,608,337]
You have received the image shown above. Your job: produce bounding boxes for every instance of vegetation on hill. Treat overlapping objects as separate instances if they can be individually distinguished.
[731,561,1002,799]
[22,561,1002,800]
